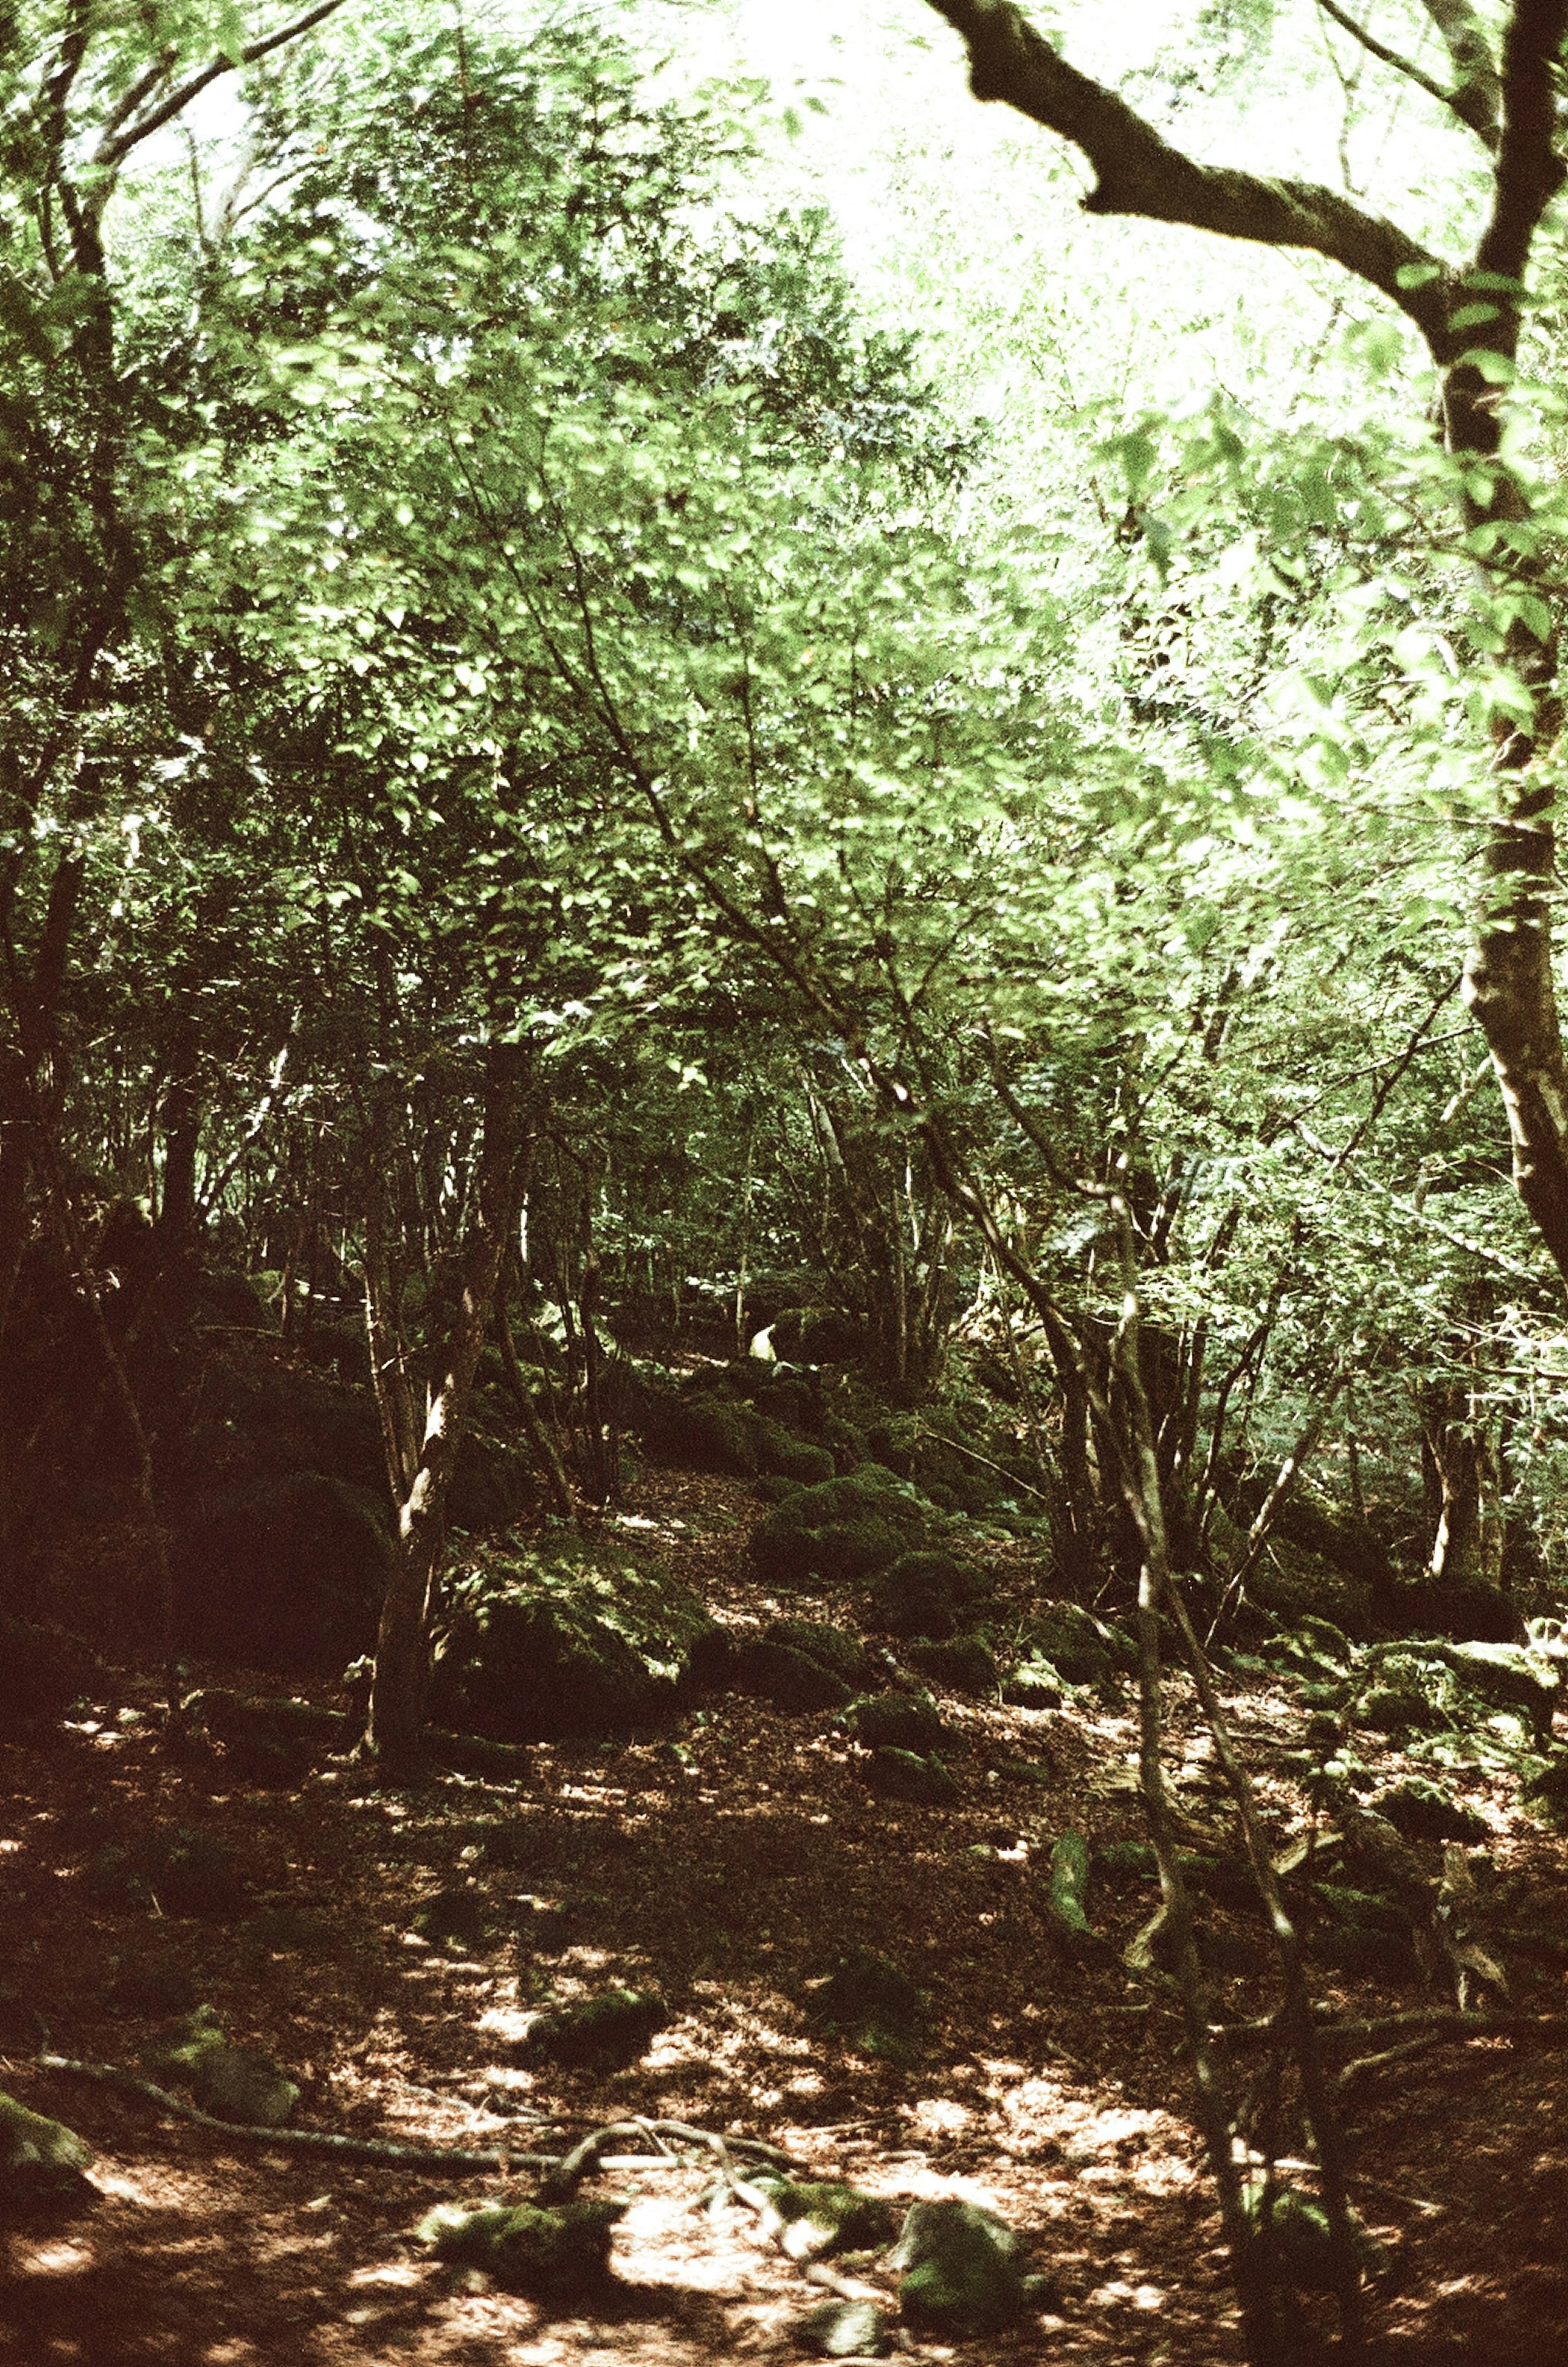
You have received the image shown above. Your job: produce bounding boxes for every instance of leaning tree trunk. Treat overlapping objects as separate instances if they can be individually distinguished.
[364,1042,528,1772]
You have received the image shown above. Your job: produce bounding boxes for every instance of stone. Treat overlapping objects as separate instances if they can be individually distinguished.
[174,1471,391,1673]
[1000,1658,1063,1710]
[0,2093,95,2213]
[796,2296,893,2356]
[841,1692,947,1756]
[103,1954,197,2016]
[416,2196,625,2296]
[1241,2181,1384,2292]
[143,2008,298,2126]
[1025,1602,1123,1687]
[906,1633,998,1695]
[429,1537,716,1741]
[82,1827,249,1920]
[808,1948,925,2059]
[518,1988,667,2070]
[410,1888,496,1950]
[861,1747,958,1805]
[1373,1779,1487,1846]
[889,2198,1029,2336]
[762,1620,876,1691]
[750,1470,929,1589]
[733,1642,854,1714]
[751,2175,900,2259]
[868,1552,969,1640]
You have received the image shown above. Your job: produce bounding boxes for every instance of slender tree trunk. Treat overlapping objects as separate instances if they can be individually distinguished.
[365,1042,528,1772]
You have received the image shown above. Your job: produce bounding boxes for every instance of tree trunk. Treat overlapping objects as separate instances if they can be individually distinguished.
[364,1042,528,1772]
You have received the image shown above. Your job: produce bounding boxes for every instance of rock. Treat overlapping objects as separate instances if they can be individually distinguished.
[862,1748,958,1805]
[416,2196,625,2296]
[185,1690,348,1785]
[1025,1602,1124,1687]
[410,1888,496,1950]
[841,1692,947,1755]
[429,1537,716,1741]
[518,1988,668,2070]
[82,1826,249,1920]
[103,1954,197,2016]
[0,2093,95,2213]
[1000,1658,1063,1710]
[733,1642,854,1714]
[868,1551,969,1640]
[0,1614,101,1720]
[142,2008,299,2126]
[750,1470,929,1589]
[174,1471,392,1672]
[796,2296,893,2356]
[762,1620,876,1691]
[807,1948,925,2059]
[1373,1779,1488,1846]
[1241,2180,1384,2292]
[906,1633,998,1695]
[1357,1683,1443,1738]
[1430,1640,1557,1743]
[510,1894,569,1951]
[751,2174,900,2259]
[1523,1756,1568,1829]
[889,2198,1029,2336]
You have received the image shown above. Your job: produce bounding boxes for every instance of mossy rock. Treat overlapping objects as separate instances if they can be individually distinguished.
[1372,1779,1487,1846]
[82,1826,249,1920]
[0,2093,94,2214]
[186,1689,345,1785]
[1422,1640,1557,1743]
[519,1988,667,2071]
[0,1615,101,1720]
[808,1948,925,2058]
[750,1470,929,1589]
[868,1550,980,1641]
[862,1748,958,1806]
[661,1394,767,1476]
[409,1888,497,1950]
[1000,1657,1063,1710]
[1523,1755,1568,1829]
[733,1641,854,1714]
[1240,2182,1384,2293]
[1025,1602,1128,1687]
[417,2197,625,2296]
[1358,1683,1443,1738]
[751,2174,900,2259]
[174,1471,391,1673]
[103,1954,197,2017]
[890,2198,1029,2336]
[765,1435,837,1488]
[763,1620,876,1691]
[797,2296,893,2357]
[841,1691,947,1755]
[143,2007,299,2126]
[429,1537,716,1741]
[906,1634,998,1695]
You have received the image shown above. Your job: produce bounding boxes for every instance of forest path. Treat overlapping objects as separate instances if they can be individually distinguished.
[3,1467,1567,2364]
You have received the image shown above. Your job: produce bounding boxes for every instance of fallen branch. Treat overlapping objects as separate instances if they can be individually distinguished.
[1215,2008,1568,2056]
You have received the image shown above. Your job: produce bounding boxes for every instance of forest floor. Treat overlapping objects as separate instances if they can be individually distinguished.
[4,1465,1568,2366]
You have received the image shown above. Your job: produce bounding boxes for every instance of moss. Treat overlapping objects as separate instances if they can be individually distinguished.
[763,1619,875,1690]
[869,1551,973,1639]
[417,2197,625,2296]
[430,1536,716,1741]
[1000,1659,1062,1710]
[82,1827,249,1920]
[1372,1779,1487,1845]
[906,1634,998,1695]
[842,1692,947,1755]
[141,2007,298,2126]
[808,1947,925,2058]
[862,1748,958,1806]
[0,2093,94,2213]
[752,2175,900,2258]
[750,1469,928,1588]
[890,2199,1029,2335]
[410,1888,497,1950]
[733,1641,854,1713]
[519,1988,667,2070]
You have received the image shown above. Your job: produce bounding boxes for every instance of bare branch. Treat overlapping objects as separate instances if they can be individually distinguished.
[95,0,350,173]
[1316,0,1488,145]
[921,1,1450,344]
[1420,0,1503,143]
[1475,0,1568,285]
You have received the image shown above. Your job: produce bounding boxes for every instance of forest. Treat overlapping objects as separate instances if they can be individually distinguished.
[4,0,1568,2360]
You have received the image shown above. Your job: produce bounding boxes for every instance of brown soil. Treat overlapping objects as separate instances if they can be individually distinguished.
[4,1466,1568,2365]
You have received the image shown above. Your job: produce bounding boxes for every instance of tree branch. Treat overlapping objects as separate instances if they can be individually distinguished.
[1316,0,1492,148]
[1420,0,1504,145]
[921,0,1450,343]
[1474,0,1568,285]
[94,0,350,173]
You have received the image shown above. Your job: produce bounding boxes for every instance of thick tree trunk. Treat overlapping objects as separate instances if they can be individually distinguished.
[364,1043,528,1772]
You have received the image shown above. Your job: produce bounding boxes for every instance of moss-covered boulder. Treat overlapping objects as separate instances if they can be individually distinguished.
[1000,1658,1063,1710]
[751,2174,900,2260]
[409,1887,497,1950]
[863,1747,959,1806]
[1240,2181,1384,2293]
[890,2198,1029,2336]
[807,1948,925,2059]
[0,1615,101,1720]
[0,2094,95,2213]
[1025,1602,1130,1687]
[173,1471,391,1672]
[417,2197,625,2296]
[906,1634,998,1695]
[82,1826,249,1920]
[841,1692,948,1756]
[143,2006,299,2126]
[750,1469,930,1589]
[762,1619,876,1692]
[733,1642,854,1714]
[103,1953,197,2017]
[869,1551,976,1640]
[518,1988,668,2071]
[1372,1779,1487,1846]
[429,1537,717,1741]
